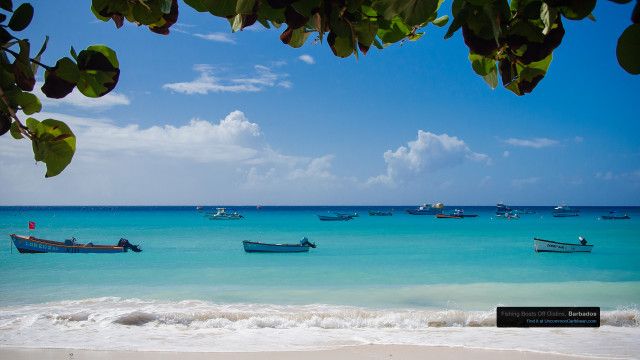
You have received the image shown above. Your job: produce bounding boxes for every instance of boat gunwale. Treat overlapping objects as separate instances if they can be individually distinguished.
[533,238,594,248]
[242,240,311,248]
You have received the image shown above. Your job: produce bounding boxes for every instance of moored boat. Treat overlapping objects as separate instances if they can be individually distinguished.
[206,208,244,220]
[495,212,519,219]
[369,210,392,216]
[553,204,579,217]
[406,203,444,215]
[242,237,316,253]
[317,214,351,221]
[601,211,630,220]
[9,234,142,254]
[534,238,593,253]
[436,213,462,219]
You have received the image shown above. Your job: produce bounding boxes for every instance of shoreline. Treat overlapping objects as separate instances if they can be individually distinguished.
[0,345,613,360]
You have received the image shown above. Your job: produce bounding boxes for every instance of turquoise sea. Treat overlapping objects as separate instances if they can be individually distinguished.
[1,206,639,357]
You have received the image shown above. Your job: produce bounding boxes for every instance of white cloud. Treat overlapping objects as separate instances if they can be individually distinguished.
[33,83,130,110]
[503,151,510,158]
[503,137,558,148]
[194,32,236,44]
[299,55,315,64]
[367,130,490,187]
[162,64,290,94]
[0,110,339,205]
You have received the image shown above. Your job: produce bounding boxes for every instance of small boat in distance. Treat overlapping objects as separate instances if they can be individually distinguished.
[206,208,244,220]
[369,210,392,216]
[534,238,593,253]
[436,213,462,219]
[601,211,630,220]
[243,237,316,253]
[495,212,519,219]
[317,214,352,221]
[407,203,444,215]
[10,234,142,254]
[452,209,478,218]
[335,212,359,218]
[553,204,579,217]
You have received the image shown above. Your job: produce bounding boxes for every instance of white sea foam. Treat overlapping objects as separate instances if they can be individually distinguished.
[0,298,639,358]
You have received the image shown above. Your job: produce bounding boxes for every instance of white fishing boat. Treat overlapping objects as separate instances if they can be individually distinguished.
[553,204,579,217]
[534,238,593,253]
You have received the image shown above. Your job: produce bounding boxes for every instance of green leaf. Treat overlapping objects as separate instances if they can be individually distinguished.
[559,0,597,20]
[201,0,237,18]
[393,0,441,26]
[41,57,80,99]
[236,0,256,14]
[7,2,33,31]
[131,0,164,25]
[15,91,41,115]
[184,0,208,12]
[617,24,640,75]
[31,35,49,75]
[12,39,35,91]
[288,28,311,48]
[28,118,76,178]
[355,18,379,50]
[328,31,355,58]
[76,46,120,97]
[9,120,23,139]
[432,15,449,27]
[445,7,468,39]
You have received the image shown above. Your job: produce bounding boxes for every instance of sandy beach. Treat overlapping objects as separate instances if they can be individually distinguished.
[0,346,610,360]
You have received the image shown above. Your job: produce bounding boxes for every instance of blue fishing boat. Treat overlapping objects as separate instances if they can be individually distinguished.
[242,237,316,253]
[601,211,630,220]
[9,234,142,254]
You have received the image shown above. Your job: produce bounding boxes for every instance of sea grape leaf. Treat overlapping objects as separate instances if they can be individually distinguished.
[432,15,449,27]
[131,0,164,25]
[393,0,441,26]
[28,118,76,178]
[201,0,237,18]
[0,0,12,12]
[15,91,41,115]
[10,120,23,139]
[616,24,640,75]
[76,45,120,98]
[558,0,597,20]
[41,57,80,99]
[12,39,35,91]
[7,2,33,31]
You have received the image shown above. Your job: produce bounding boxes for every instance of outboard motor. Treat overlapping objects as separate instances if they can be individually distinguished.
[300,237,316,248]
[118,238,142,252]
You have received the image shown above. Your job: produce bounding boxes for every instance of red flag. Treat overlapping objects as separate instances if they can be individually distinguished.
[28,221,35,230]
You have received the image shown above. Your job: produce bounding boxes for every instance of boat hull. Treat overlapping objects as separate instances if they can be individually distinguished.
[368,211,392,216]
[602,215,630,220]
[317,215,350,221]
[553,213,579,217]
[436,214,462,219]
[242,241,311,253]
[534,238,594,253]
[10,234,126,254]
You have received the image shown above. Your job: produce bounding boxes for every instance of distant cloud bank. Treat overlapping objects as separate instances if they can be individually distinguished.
[503,137,558,148]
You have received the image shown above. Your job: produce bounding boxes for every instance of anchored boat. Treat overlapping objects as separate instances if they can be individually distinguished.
[9,234,142,254]
[242,237,316,253]
[534,238,593,253]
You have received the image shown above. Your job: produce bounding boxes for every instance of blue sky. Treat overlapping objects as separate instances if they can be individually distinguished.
[0,1,638,206]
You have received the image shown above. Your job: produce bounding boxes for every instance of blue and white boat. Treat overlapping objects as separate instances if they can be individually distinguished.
[553,204,579,217]
[406,203,444,215]
[601,211,630,220]
[242,237,316,253]
[10,234,141,254]
[534,238,593,253]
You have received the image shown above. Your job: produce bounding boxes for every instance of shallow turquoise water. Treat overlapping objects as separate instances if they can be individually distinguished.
[1,206,638,310]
